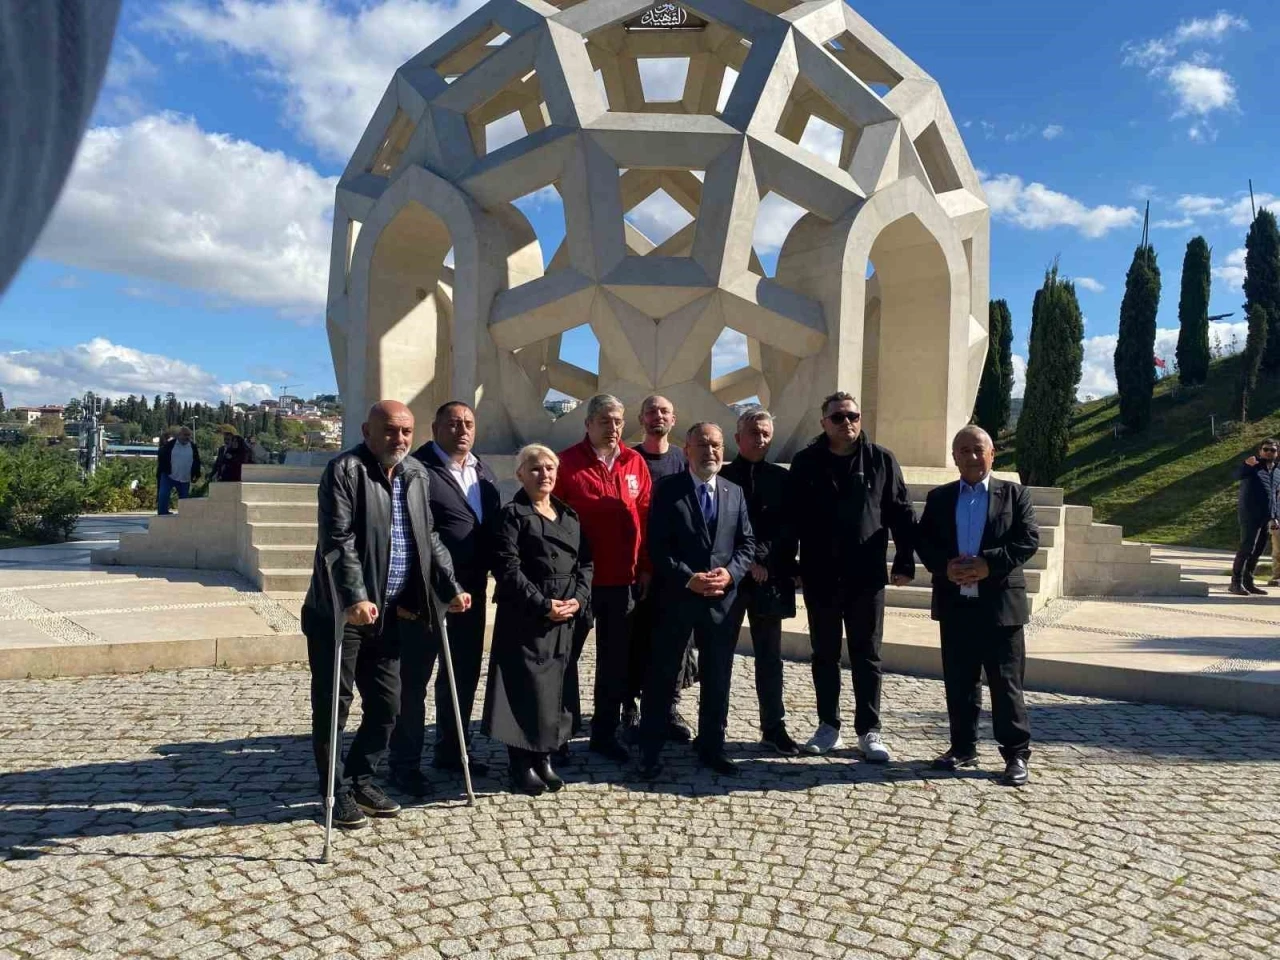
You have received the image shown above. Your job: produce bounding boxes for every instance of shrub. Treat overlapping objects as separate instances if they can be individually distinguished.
[0,445,84,541]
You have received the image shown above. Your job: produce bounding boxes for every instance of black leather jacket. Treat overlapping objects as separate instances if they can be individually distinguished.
[302,443,462,636]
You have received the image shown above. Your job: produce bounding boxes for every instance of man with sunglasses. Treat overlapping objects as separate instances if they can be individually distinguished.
[1230,438,1280,596]
[786,392,916,761]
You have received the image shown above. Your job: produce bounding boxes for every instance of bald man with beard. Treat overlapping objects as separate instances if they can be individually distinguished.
[302,401,470,829]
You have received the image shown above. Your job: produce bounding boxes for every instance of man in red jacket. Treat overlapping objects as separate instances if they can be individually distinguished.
[555,394,652,763]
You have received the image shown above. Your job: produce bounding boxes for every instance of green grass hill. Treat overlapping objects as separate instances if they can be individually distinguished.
[995,352,1280,550]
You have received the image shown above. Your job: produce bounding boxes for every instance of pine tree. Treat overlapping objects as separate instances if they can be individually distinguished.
[972,300,1005,436]
[1246,209,1280,370]
[997,299,1015,431]
[1240,304,1268,421]
[1015,265,1084,486]
[1175,236,1212,385]
[0,390,6,413]
[1114,242,1161,431]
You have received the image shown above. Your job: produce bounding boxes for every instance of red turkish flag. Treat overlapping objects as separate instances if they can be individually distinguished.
[1153,355,1167,369]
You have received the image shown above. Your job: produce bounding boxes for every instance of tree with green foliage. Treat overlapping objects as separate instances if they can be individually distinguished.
[972,300,1006,435]
[1114,243,1161,431]
[1247,209,1280,371]
[1175,236,1212,385]
[0,390,6,413]
[997,299,1015,431]
[1015,265,1084,486]
[1239,304,1268,422]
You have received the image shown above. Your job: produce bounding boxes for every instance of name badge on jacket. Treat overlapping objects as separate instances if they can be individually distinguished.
[626,475,640,498]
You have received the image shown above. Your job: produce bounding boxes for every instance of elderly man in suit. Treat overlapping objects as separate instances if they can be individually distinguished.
[915,425,1039,787]
[388,400,502,795]
[639,422,755,779]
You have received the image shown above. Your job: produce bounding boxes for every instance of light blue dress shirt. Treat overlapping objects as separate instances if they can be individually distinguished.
[955,475,990,598]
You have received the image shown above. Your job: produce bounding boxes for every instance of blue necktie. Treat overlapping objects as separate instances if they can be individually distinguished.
[700,483,715,527]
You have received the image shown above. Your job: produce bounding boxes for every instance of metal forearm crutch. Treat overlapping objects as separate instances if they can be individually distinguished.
[321,549,344,864]
[437,610,476,806]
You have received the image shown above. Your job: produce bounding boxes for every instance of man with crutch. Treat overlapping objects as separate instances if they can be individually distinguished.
[303,400,470,834]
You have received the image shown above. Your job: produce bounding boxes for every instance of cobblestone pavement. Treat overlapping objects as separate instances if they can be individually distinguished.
[1,653,1278,960]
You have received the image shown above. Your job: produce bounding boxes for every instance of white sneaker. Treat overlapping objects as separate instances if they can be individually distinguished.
[803,723,843,755]
[858,731,891,763]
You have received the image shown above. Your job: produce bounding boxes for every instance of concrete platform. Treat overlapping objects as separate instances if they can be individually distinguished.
[3,522,1276,717]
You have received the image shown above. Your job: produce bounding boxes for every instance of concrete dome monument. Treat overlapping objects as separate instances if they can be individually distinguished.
[326,0,989,465]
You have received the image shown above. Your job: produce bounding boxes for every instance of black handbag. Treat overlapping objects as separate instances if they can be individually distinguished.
[746,575,797,619]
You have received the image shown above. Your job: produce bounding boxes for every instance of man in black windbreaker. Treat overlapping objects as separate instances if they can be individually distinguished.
[1230,437,1280,596]
[302,400,469,830]
[786,392,915,763]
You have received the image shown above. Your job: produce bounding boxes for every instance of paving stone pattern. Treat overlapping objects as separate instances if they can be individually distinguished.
[1,653,1277,960]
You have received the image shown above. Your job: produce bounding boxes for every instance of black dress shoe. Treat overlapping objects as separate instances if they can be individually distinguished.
[638,755,664,780]
[1228,582,1250,596]
[761,725,800,757]
[534,754,564,792]
[999,757,1029,787]
[387,768,433,797]
[697,750,739,776]
[1245,582,1269,595]
[931,749,979,772]
[432,754,490,777]
[589,737,631,764]
[510,764,547,796]
[666,712,694,744]
[554,742,571,763]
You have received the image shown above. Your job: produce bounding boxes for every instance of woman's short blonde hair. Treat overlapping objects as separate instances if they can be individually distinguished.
[515,443,559,473]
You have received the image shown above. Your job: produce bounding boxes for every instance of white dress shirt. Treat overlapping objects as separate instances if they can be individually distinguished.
[431,441,484,520]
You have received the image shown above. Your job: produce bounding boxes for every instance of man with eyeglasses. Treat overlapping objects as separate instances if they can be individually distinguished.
[1230,438,1280,596]
[785,392,915,762]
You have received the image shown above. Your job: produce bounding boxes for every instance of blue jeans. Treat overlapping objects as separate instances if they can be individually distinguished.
[157,475,190,515]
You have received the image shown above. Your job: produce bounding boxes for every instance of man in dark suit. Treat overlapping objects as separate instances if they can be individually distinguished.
[915,425,1039,787]
[720,407,800,756]
[387,400,502,796]
[639,422,755,778]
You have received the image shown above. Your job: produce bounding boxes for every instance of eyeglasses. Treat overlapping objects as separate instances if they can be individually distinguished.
[826,412,861,424]
[1263,447,1277,453]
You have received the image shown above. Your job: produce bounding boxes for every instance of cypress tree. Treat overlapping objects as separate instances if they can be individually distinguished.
[1246,209,1280,370]
[1240,304,1268,421]
[1015,265,1083,486]
[997,298,1015,431]
[1175,236,1212,385]
[972,300,1005,436]
[1114,242,1161,431]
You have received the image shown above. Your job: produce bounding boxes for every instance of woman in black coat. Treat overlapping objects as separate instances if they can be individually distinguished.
[482,444,593,795]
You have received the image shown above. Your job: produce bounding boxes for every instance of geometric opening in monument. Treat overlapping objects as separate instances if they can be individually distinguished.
[797,114,844,166]
[638,57,690,102]
[750,191,807,277]
[774,77,859,169]
[913,122,963,194]
[716,67,738,113]
[368,108,414,177]
[626,188,694,248]
[711,327,762,406]
[512,184,567,275]
[467,64,546,157]
[824,31,904,93]
[484,111,528,153]
[433,20,510,82]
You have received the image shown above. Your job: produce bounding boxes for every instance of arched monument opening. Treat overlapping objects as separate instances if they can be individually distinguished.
[865,214,951,465]
[365,202,453,429]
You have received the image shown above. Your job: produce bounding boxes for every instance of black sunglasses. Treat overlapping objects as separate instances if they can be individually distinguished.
[826,411,861,424]
[1262,447,1277,453]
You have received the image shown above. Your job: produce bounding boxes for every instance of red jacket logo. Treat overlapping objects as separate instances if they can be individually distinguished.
[626,474,640,498]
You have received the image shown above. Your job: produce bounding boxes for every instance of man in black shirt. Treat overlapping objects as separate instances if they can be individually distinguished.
[721,407,800,755]
[786,392,915,762]
[627,394,694,742]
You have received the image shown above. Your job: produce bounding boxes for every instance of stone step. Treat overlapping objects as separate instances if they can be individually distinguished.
[889,544,1051,570]
[257,569,312,593]
[909,503,1063,527]
[1066,576,1209,598]
[249,544,314,571]
[887,565,1044,593]
[882,584,1054,613]
[1068,541,1153,565]
[239,483,319,504]
[247,521,319,546]
[244,502,316,523]
[905,483,1064,507]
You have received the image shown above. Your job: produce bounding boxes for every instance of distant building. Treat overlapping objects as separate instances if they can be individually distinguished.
[11,405,65,424]
[544,398,579,418]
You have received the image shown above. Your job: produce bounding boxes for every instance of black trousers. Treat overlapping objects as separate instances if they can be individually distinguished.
[804,583,884,735]
[388,586,487,773]
[307,615,405,796]
[1232,519,1272,584]
[641,603,737,760]
[939,610,1031,760]
[565,584,634,740]
[628,593,696,715]
[728,596,786,733]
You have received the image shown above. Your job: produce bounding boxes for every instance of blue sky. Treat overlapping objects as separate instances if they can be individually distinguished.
[0,0,1274,408]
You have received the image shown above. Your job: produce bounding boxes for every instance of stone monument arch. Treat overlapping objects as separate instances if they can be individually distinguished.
[326,0,989,465]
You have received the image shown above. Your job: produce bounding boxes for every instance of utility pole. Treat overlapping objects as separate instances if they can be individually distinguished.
[1249,179,1256,220]
[79,391,104,476]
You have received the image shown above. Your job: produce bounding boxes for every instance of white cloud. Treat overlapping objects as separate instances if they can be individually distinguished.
[1075,277,1105,293]
[150,0,488,159]
[1010,353,1027,399]
[1153,217,1195,229]
[1041,124,1064,140]
[637,57,689,102]
[711,327,749,378]
[1171,191,1277,226]
[0,338,273,407]
[625,190,694,247]
[753,193,809,256]
[981,173,1140,238]
[98,39,160,121]
[35,113,335,313]
[1213,247,1247,288]
[1167,62,1236,115]
[797,116,844,166]
[1123,11,1249,67]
